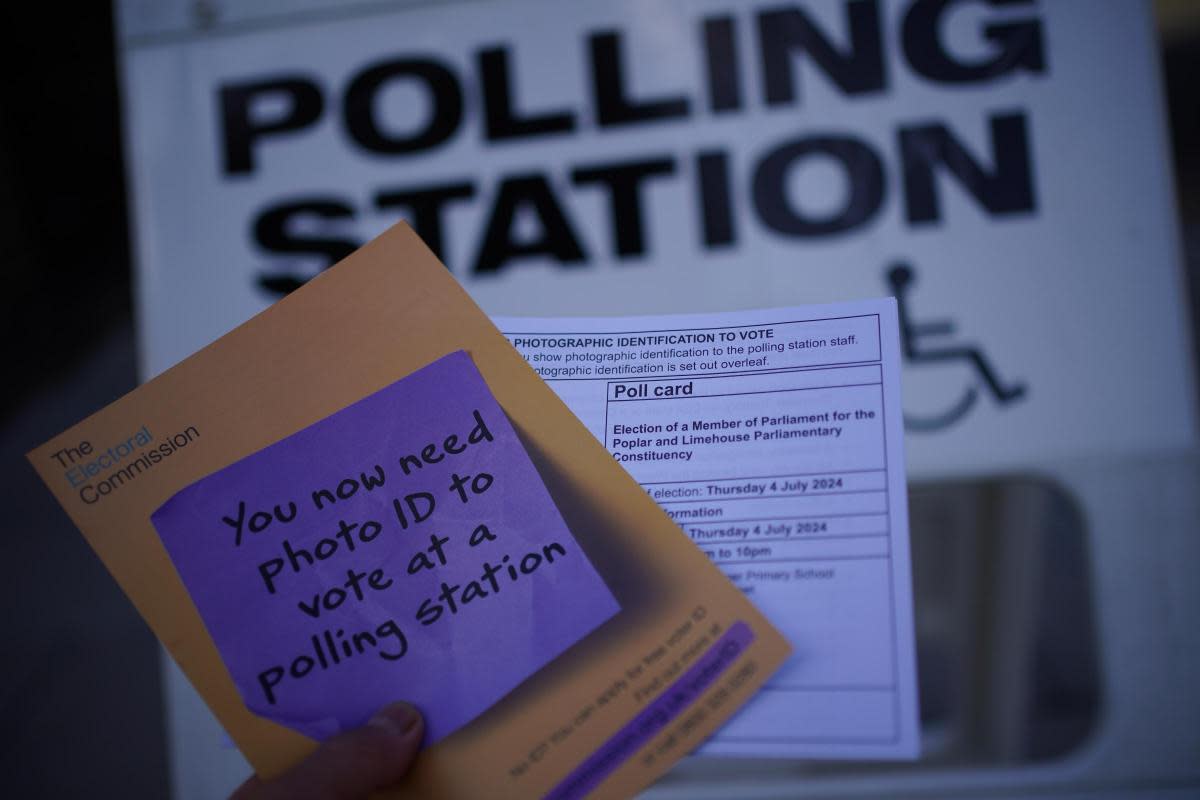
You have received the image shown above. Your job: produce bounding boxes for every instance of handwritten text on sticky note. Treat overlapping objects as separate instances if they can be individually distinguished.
[151,351,619,742]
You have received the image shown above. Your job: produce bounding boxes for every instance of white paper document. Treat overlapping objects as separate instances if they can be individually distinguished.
[496,299,918,759]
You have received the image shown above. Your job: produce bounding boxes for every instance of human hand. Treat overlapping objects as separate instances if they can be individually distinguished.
[230,702,424,800]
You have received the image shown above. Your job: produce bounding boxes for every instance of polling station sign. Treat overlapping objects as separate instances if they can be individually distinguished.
[117,0,1196,475]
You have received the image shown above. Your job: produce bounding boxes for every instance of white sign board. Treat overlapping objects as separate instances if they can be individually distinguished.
[118,0,1195,479]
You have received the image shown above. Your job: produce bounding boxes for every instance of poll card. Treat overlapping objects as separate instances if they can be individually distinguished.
[496,301,919,759]
[27,223,791,799]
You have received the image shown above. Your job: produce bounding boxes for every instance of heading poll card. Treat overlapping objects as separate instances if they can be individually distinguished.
[496,304,919,759]
[27,222,791,799]
[151,351,619,742]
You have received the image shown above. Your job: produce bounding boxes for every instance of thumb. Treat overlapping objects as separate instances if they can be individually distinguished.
[232,702,424,800]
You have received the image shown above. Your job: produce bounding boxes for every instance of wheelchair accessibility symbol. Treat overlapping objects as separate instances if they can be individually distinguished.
[887,262,1026,432]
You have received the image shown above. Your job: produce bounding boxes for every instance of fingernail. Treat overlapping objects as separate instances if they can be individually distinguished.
[368,702,422,736]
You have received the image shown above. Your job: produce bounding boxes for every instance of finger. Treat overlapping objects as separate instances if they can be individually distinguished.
[232,702,424,800]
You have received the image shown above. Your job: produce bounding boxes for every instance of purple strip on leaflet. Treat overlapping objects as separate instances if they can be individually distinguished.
[543,621,755,800]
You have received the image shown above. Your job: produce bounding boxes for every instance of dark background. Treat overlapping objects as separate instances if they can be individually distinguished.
[0,2,1197,797]
[1,4,157,797]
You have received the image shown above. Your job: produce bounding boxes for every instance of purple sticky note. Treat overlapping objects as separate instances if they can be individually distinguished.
[152,351,619,743]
